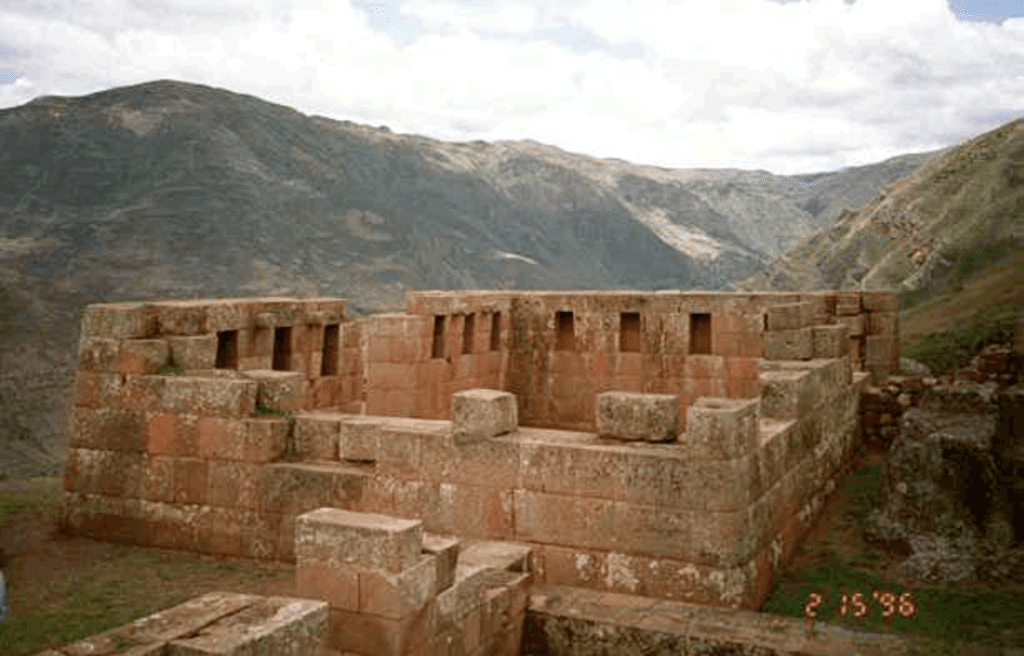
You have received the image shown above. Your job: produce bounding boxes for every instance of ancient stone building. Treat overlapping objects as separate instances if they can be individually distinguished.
[59,289,900,655]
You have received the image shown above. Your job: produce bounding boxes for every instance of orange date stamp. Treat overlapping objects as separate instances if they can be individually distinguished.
[803,590,918,634]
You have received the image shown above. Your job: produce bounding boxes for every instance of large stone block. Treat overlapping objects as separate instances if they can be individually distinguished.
[683,397,760,460]
[79,302,156,340]
[167,596,328,656]
[764,328,812,361]
[595,392,679,442]
[166,334,217,370]
[836,314,864,337]
[452,389,517,444]
[758,369,813,421]
[157,377,258,418]
[241,370,307,412]
[294,414,341,461]
[119,339,170,374]
[358,554,438,620]
[764,303,802,331]
[295,508,423,574]
[812,324,849,359]
[242,417,289,463]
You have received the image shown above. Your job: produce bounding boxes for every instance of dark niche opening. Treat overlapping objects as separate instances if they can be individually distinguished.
[215,330,238,369]
[273,326,292,371]
[463,313,475,355]
[490,312,501,351]
[321,324,339,376]
[556,311,575,351]
[690,313,711,355]
[432,316,446,359]
[620,313,641,352]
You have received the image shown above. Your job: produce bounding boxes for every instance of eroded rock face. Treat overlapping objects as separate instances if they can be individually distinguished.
[866,383,1024,583]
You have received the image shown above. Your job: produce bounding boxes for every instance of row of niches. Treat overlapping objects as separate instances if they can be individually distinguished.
[207,311,718,373]
[550,311,713,355]
[432,310,714,357]
[211,324,341,375]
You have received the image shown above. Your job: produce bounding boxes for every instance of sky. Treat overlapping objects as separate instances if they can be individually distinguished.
[0,0,1022,176]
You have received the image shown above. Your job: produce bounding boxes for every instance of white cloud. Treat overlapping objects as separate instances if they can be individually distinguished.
[0,0,1022,174]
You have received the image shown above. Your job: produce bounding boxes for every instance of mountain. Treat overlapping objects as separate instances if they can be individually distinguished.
[739,118,1024,297]
[0,79,944,476]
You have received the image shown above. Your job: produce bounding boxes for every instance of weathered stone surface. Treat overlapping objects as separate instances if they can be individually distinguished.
[764,328,812,361]
[452,389,517,443]
[240,370,306,412]
[166,335,217,371]
[167,596,327,656]
[596,392,679,443]
[295,507,423,574]
[866,391,1024,583]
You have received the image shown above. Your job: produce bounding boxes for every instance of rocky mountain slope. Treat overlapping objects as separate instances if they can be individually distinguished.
[0,79,943,476]
[740,119,1024,296]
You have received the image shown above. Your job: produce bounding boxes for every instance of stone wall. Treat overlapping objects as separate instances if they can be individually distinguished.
[59,290,892,613]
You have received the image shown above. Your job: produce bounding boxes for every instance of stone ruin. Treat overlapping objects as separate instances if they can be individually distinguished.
[53,289,905,655]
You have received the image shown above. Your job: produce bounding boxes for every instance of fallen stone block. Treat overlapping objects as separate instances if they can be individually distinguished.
[596,392,679,442]
[452,389,518,444]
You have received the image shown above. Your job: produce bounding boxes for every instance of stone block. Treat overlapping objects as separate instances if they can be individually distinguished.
[338,416,383,462]
[159,377,257,418]
[812,324,849,359]
[765,303,803,331]
[452,389,517,444]
[294,559,360,611]
[198,417,247,461]
[80,302,156,340]
[294,414,341,461]
[861,290,898,313]
[798,296,828,327]
[595,392,679,442]
[153,301,212,336]
[683,397,760,460]
[836,314,864,337]
[359,554,438,620]
[117,339,170,374]
[166,335,217,370]
[422,533,460,594]
[295,508,423,574]
[758,369,813,421]
[243,417,289,463]
[167,596,328,656]
[241,370,307,412]
[78,338,122,372]
[764,328,812,361]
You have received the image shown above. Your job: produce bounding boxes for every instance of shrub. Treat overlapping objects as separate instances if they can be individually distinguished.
[904,313,1015,375]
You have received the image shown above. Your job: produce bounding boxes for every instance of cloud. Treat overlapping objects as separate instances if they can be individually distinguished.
[0,0,1022,175]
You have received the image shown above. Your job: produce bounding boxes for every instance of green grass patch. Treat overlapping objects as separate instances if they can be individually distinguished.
[903,312,1016,375]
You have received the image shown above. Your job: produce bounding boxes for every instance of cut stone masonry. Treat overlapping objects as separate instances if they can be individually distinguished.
[58,290,902,655]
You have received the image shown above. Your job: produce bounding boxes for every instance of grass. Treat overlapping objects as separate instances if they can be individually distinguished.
[0,476,292,656]
[903,312,1016,375]
[761,458,1024,654]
